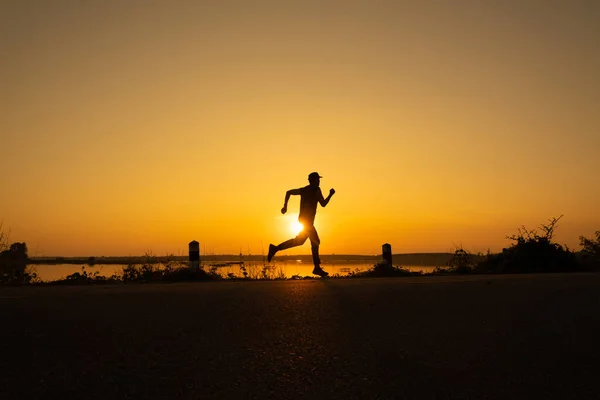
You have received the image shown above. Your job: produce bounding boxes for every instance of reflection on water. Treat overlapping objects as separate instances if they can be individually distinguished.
[29,262,437,282]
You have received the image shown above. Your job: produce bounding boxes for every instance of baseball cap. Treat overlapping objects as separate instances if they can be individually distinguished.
[308,172,322,180]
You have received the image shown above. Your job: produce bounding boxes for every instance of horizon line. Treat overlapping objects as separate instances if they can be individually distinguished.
[29,252,460,259]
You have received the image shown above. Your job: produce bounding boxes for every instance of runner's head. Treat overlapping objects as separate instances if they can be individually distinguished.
[308,172,322,187]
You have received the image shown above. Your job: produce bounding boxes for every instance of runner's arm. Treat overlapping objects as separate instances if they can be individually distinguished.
[318,188,335,207]
[282,188,301,214]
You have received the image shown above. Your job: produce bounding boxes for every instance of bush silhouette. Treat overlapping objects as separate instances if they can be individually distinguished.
[0,242,30,284]
[476,215,578,274]
[350,262,418,277]
[446,247,477,274]
[579,231,600,270]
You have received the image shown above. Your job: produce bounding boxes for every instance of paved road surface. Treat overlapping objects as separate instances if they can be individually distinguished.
[2,274,600,399]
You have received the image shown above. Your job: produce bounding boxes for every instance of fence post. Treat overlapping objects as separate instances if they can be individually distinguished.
[189,240,200,271]
[382,243,392,265]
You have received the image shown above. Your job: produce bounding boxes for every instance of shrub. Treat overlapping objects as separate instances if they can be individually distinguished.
[475,215,578,274]
[162,266,217,282]
[121,261,219,283]
[349,262,419,277]
[579,231,600,270]
[0,241,29,284]
[54,266,120,285]
[446,247,476,274]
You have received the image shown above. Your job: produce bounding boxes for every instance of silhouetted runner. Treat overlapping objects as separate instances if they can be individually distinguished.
[268,172,335,277]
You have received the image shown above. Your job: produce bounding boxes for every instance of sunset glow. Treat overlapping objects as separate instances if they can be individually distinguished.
[291,220,304,237]
[1,1,599,256]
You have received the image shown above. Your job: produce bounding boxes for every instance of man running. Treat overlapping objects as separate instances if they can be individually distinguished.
[267,172,335,277]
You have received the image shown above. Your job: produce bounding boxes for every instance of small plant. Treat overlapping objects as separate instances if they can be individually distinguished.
[506,215,562,244]
[580,231,600,258]
[446,247,476,274]
[0,222,9,253]
[121,264,140,282]
[349,263,418,278]
[66,266,99,284]
[23,266,40,284]
[579,231,600,270]
[162,265,217,282]
[274,266,286,280]
[52,266,120,285]
[261,265,271,279]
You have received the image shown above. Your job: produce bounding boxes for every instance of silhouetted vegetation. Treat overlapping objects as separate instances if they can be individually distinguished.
[4,216,600,285]
[444,247,478,274]
[46,263,219,285]
[1,223,36,284]
[111,253,219,283]
[429,215,590,275]
[579,231,600,270]
[349,262,420,278]
[54,266,121,285]
[475,215,579,274]
[0,223,7,253]
[121,263,218,283]
[427,216,598,276]
[0,242,31,284]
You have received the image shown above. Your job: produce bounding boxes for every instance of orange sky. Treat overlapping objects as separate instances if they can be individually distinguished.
[1,1,599,256]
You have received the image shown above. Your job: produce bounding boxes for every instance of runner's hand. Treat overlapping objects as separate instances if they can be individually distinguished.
[329,188,336,196]
[281,205,287,214]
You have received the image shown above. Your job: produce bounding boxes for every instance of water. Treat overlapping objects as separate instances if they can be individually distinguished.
[29,262,438,282]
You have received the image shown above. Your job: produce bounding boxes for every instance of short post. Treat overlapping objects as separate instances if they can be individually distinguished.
[382,243,392,265]
[189,240,200,271]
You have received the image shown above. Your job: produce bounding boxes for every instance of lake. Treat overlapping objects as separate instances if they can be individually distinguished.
[28,261,438,282]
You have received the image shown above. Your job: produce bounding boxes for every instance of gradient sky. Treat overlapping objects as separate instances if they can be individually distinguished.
[1,1,599,257]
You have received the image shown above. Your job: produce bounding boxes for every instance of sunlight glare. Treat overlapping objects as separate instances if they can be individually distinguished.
[291,220,304,236]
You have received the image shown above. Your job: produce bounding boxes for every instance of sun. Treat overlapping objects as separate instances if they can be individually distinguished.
[290,220,304,236]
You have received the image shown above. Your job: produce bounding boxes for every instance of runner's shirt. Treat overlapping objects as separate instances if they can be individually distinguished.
[298,185,322,225]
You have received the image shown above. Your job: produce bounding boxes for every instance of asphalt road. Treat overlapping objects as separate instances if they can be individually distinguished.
[2,274,600,399]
